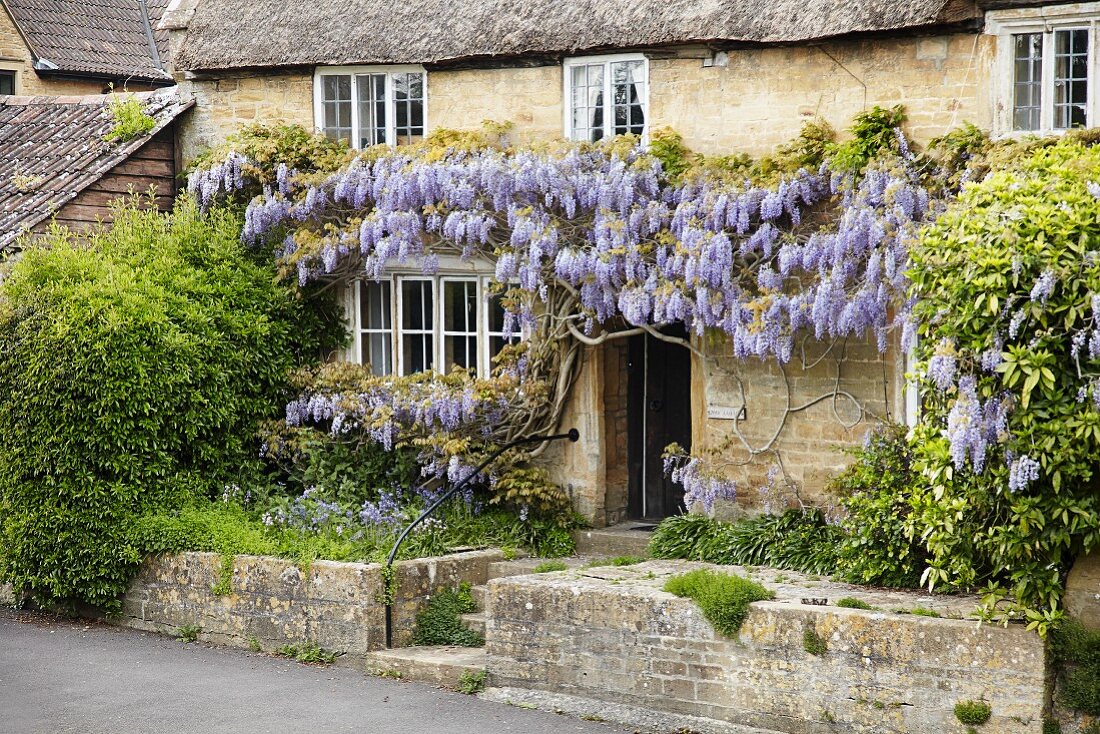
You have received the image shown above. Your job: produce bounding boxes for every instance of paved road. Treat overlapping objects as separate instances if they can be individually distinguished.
[0,608,628,734]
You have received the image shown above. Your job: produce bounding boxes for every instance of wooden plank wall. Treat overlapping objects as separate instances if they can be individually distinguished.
[41,123,177,234]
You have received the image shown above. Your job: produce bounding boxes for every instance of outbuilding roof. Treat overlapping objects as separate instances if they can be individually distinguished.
[2,0,173,83]
[169,0,982,73]
[0,90,191,250]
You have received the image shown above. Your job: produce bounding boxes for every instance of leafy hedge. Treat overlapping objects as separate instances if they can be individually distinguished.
[648,509,841,576]
[0,200,338,613]
[908,138,1100,623]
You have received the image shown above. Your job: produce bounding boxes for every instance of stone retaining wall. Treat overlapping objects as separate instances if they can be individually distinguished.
[120,549,502,654]
[486,562,1049,734]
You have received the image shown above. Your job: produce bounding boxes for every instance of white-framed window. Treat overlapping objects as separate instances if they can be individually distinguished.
[313,65,427,148]
[990,7,1099,134]
[347,274,520,378]
[563,54,648,142]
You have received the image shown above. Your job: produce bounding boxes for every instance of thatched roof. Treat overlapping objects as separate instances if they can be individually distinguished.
[2,0,173,84]
[170,0,981,73]
[0,90,191,250]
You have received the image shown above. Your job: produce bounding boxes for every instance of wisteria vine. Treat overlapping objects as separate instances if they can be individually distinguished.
[190,131,937,511]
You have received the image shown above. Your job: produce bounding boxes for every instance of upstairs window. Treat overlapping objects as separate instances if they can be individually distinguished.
[564,55,648,142]
[348,275,519,378]
[0,71,14,95]
[992,9,1098,134]
[315,66,426,148]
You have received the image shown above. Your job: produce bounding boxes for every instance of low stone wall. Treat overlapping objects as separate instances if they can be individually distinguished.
[486,562,1049,734]
[120,549,502,654]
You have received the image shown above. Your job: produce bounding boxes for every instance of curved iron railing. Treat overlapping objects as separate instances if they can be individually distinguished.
[383,427,580,648]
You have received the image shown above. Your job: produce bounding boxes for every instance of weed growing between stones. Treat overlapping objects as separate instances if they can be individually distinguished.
[413,582,483,647]
[532,561,569,573]
[836,597,873,610]
[802,628,828,656]
[664,569,773,636]
[909,607,941,618]
[248,636,261,652]
[953,700,992,726]
[175,624,201,643]
[275,643,340,664]
[458,670,487,694]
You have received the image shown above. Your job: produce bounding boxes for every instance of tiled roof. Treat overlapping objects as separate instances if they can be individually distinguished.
[0,90,191,250]
[3,0,173,83]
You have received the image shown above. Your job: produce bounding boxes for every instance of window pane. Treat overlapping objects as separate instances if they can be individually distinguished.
[443,280,478,373]
[444,280,477,332]
[401,280,433,331]
[402,334,434,374]
[394,73,425,146]
[400,279,434,375]
[359,281,392,375]
[0,72,13,95]
[321,74,352,143]
[357,74,387,147]
[611,60,646,137]
[1054,29,1089,130]
[1012,33,1043,132]
[487,293,520,367]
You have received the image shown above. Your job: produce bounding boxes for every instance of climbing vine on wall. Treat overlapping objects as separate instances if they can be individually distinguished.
[190,109,933,506]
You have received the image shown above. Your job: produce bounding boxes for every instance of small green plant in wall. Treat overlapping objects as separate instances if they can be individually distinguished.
[953,699,991,726]
[664,569,773,636]
[104,93,156,143]
[175,624,201,643]
[803,628,828,656]
[413,582,483,647]
[275,643,340,664]
[532,560,568,573]
[457,670,487,695]
[836,597,873,610]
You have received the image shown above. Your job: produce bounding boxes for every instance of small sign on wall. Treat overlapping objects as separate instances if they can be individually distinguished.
[707,404,746,421]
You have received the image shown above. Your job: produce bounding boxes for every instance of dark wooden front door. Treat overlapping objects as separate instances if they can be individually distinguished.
[627,328,692,521]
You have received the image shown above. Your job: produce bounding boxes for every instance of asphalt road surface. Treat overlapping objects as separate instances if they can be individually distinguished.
[0,608,628,734]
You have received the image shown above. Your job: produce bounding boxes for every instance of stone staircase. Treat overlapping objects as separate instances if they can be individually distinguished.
[359,526,653,689]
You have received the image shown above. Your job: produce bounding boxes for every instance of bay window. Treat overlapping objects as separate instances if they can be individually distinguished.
[564,54,648,142]
[314,66,426,148]
[348,275,519,378]
[991,8,1099,134]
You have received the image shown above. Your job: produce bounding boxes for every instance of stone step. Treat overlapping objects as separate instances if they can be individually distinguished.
[469,583,488,611]
[486,557,588,580]
[573,522,656,557]
[461,611,486,636]
[360,646,488,688]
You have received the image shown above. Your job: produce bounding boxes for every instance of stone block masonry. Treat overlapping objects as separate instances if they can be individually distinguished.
[486,561,1048,734]
[119,549,503,654]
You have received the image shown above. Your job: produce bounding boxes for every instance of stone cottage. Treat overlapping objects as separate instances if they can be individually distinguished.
[156,0,1100,526]
[0,0,174,95]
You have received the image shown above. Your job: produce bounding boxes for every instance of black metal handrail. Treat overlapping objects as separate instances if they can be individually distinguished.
[383,427,579,648]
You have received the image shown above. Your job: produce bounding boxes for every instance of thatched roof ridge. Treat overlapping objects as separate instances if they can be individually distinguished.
[171,0,981,73]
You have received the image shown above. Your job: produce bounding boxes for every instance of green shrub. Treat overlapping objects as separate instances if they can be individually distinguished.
[908,139,1100,621]
[532,561,568,573]
[1042,718,1063,734]
[413,583,483,647]
[0,200,339,613]
[827,104,907,173]
[836,597,873,610]
[953,700,992,726]
[803,628,828,656]
[832,424,925,589]
[664,569,773,636]
[648,509,841,575]
[188,123,350,200]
